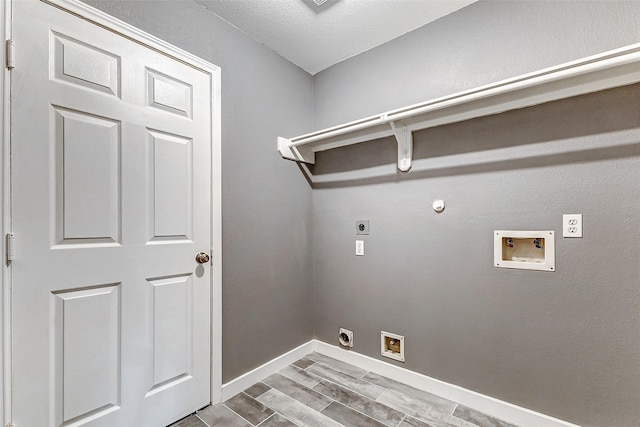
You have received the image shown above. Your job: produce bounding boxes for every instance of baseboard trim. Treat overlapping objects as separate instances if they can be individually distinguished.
[312,340,580,427]
[221,339,579,427]
[220,340,315,401]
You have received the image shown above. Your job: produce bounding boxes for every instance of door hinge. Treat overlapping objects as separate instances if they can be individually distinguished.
[6,233,15,262]
[6,40,15,69]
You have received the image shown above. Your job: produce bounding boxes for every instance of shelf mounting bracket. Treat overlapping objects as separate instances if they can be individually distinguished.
[278,137,315,164]
[388,119,412,172]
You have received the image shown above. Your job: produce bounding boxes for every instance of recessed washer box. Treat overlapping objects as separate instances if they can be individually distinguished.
[494,230,555,272]
[381,331,405,362]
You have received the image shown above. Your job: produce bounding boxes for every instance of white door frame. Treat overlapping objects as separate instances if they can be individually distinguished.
[0,1,223,424]
[1,1,10,425]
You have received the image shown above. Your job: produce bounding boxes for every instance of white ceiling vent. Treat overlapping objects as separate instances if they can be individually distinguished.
[312,0,329,6]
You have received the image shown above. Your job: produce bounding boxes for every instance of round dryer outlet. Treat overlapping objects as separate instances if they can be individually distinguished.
[338,328,353,348]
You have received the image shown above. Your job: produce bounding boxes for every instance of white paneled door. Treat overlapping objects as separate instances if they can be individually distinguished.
[11,1,213,426]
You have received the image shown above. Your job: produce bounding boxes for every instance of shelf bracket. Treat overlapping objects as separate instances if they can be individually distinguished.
[388,120,413,172]
[278,137,315,164]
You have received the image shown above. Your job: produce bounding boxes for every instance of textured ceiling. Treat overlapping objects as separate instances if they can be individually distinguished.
[193,0,478,74]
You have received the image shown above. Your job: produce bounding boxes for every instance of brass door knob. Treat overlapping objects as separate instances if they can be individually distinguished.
[195,252,210,264]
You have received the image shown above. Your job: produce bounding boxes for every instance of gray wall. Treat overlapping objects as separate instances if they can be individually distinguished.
[314,0,640,128]
[82,0,314,383]
[311,2,640,426]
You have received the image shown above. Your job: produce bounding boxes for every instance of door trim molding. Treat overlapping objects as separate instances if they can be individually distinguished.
[2,2,223,424]
[42,0,219,76]
[1,1,11,425]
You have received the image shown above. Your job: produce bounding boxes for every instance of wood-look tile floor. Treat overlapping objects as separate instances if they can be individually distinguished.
[169,352,518,427]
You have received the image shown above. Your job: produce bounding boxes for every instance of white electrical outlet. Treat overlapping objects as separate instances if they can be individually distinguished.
[563,214,583,238]
[355,240,364,256]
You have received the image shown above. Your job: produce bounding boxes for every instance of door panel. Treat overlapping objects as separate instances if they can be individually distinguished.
[12,1,213,426]
[147,274,193,394]
[51,32,121,97]
[147,69,192,118]
[53,284,121,424]
[149,129,193,241]
[54,107,121,244]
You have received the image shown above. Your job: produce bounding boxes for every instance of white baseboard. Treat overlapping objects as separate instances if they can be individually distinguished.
[312,340,580,427]
[220,339,579,427]
[220,340,315,401]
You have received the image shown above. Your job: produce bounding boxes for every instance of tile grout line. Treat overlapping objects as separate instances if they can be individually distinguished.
[240,391,282,425]
[341,367,459,427]
[270,411,301,427]
[302,363,385,401]
[363,371,460,418]
[195,413,213,427]
[258,370,340,424]
[276,368,323,390]
[298,360,466,427]
[313,382,401,427]
[223,398,265,427]
[270,363,381,426]
[323,399,396,427]
[254,412,276,427]
[253,358,484,427]
[242,384,340,427]
[251,403,309,427]
[306,358,369,380]
[255,381,345,427]
[451,402,459,416]
[410,405,483,427]
[193,402,216,427]
[307,372,379,401]
[303,366,408,427]
[261,374,331,412]
[292,360,317,371]
[315,395,336,414]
